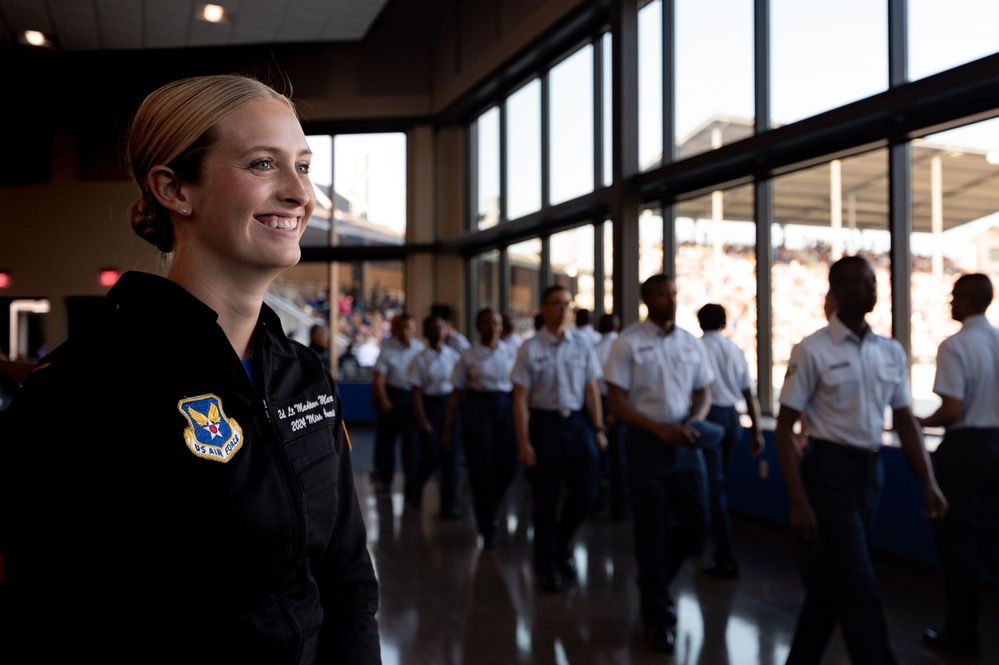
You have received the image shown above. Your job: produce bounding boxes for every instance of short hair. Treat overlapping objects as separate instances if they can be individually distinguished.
[954,273,993,311]
[640,274,674,302]
[697,304,726,331]
[534,312,546,330]
[541,284,571,305]
[575,309,593,327]
[597,313,619,334]
[127,74,295,252]
[430,303,455,322]
[828,255,872,291]
[423,314,445,337]
[475,308,496,328]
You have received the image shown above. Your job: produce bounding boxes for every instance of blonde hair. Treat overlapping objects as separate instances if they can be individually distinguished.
[126,74,295,252]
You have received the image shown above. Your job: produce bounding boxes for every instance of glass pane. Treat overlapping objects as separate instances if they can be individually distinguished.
[303,135,333,247]
[551,226,596,320]
[473,250,501,314]
[910,117,999,415]
[476,107,501,230]
[639,208,665,288]
[333,260,406,382]
[771,150,891,409]
[602,32,613,188]
[639,0,663,170]
[676,185,757,380]
[550,44,595,205]
[332,133,406,246]
[675,0,754,159]
[771,0,887,126]
[909,0,999,81]
[506,79,542,220]
[603,220,614,314]
[508,239,542,341]
[268,260,406,383]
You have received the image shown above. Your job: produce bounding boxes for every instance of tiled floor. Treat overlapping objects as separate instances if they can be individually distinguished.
[350,425,997,664]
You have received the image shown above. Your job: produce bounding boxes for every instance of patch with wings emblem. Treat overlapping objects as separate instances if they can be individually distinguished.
[177,394,244,463]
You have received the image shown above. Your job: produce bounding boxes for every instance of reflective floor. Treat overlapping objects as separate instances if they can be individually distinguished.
[349,426,997,664]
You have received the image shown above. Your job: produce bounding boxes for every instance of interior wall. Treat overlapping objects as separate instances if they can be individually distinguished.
[0,0,584,352]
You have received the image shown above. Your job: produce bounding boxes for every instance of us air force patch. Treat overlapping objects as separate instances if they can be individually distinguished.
[177,394,244,463]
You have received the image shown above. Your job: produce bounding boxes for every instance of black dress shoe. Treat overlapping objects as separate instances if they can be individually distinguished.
[646,626,675,654]
[923,629,981,658]
[537,572,563,593]
[558,557,578,580]
[702,561,740,579]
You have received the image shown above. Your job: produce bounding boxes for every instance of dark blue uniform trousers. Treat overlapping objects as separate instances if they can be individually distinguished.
[461,391,517,541]
[787,438,898,665]
[626,420,720,631]
[414,393,461,514]
[374,386,416,492]
[704,404,741,565]
[932,427,999,652]
[525,409,600,577]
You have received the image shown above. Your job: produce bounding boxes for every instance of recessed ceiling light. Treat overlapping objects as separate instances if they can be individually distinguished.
[202,4,225,23]
[23,30,48,47]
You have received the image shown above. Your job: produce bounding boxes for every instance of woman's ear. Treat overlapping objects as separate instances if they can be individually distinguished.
[147,166,190,216]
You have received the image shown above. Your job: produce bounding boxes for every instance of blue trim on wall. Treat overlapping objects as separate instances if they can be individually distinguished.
[727,429,937,564]
[339,381,377,425]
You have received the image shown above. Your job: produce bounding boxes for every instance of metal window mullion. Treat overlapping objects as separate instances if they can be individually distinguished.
[756,179,774,416]
[888,0,907,88]
[889,142,913,361]
[663,0,675,165]
[499,102,509,223]
[541,72,552,209]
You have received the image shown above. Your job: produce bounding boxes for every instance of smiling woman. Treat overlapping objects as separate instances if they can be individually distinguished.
[0,75,382,664]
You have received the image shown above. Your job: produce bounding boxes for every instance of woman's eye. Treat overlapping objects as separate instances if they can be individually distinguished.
[250,159,274,171]
[297,163,312,175]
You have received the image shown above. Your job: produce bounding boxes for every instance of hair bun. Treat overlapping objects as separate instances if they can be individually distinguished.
[130,197,174,252]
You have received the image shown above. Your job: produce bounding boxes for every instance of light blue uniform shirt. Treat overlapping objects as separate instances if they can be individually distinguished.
[779,314,911,450]
[603,320,713,424]
[932,313,999,430]
[406,345,461,397]
[451,342,516,392]
[701,330,753,408]
[373,337,425,390]
[511,328,601,412]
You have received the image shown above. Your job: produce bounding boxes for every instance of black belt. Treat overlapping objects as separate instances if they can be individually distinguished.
[809,437,880,460]
[531,408,582,419]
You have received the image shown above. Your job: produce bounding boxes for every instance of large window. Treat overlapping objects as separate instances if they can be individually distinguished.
[909,116,999,412]
[475,107,501,230]
[277,133,407,381]
[675,0,754,159]
[770,0,887,126]
[638,0,663,170]
[509,239,542,339]
[771,150,891,405]
[458,0,999,418]
[551,226,596,314]
[550,45,594,205]
[676,185,757,379]
[506,80,542,220]
[909,0,999,81]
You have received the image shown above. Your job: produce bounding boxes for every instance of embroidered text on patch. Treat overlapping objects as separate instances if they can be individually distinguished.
[177,394,244,463]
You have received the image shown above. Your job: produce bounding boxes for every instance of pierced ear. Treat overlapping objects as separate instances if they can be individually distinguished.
[147,166,189,216]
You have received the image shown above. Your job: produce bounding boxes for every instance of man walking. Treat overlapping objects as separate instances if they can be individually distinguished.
[917,273,999,660]
[604,274,723,654]
[512,285,607,593]
[774,255,946,665]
